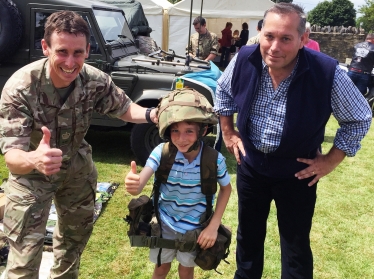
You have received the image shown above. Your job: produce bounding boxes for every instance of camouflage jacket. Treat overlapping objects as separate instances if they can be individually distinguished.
[246,33,260,46]
[0,58,131,180]
[187,30,218,60]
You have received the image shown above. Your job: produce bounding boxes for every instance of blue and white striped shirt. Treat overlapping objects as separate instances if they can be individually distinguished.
[145,142,231,234]
[215,54,372,156]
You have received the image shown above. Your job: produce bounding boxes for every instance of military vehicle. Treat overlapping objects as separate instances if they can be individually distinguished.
[0,0,217,165]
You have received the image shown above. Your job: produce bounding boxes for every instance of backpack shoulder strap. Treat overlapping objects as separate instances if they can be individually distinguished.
[200,144,218,219]
[154,142,177,185]
[153,142,177,218]
[152,142,178,267]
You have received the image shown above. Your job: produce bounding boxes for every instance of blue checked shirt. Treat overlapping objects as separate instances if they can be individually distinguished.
[215,54,372,157]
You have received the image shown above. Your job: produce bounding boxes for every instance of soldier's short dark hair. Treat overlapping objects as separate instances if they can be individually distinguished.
[44,11,90,47]
[257,19,263,31]
[193,16,206,26]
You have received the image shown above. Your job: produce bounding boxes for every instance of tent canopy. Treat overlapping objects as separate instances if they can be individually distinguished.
[100,0,172,15]
[167,0,274,56]
[99,0,172,48]
[168,0,274,18]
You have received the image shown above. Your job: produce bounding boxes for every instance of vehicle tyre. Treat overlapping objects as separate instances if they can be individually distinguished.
[0,0,23,62]
[131,123,164,166]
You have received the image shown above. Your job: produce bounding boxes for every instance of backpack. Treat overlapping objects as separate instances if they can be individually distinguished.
[125,142,231,273]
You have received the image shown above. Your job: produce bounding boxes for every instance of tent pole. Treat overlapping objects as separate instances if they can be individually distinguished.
[196,0,203,58]
[187,0,194,55]
[162,8,169,51]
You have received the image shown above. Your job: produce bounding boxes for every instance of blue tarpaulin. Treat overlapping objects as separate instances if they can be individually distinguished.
[182,62,222,95]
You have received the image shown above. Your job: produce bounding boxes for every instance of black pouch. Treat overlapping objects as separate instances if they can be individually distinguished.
[125,195,154,236]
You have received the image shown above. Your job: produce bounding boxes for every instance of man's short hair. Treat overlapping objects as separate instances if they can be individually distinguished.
[44,11,90,47]
[193,16,206,26]
[257,19,263,31]
[263,3,306,36]
[242,22,249,30]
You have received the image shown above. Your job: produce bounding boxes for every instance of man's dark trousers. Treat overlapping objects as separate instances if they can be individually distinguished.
[347,70,371,95]
[234,160,317,279]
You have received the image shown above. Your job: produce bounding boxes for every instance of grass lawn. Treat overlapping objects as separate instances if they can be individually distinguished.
[1,116,373,278]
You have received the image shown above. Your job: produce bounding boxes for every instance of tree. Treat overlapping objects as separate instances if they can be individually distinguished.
[308,0,356,27]
[271,0,293,2]
[357,0,374,32]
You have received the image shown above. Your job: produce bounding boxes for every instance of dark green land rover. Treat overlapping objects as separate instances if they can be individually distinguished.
[0,0,218,164]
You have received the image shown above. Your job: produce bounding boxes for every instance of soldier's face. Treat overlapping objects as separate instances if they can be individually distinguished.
[260,12,306,75]
[41,31,89,88]
[194,23,207,35]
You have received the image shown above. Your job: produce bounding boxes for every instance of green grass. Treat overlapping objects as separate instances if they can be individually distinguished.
[1,116,374,278]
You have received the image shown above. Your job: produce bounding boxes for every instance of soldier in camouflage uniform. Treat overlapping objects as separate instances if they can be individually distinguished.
[0,11,157,279]
[187,16,218,61]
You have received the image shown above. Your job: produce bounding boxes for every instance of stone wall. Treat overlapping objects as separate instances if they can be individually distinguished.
[309,32,365,63]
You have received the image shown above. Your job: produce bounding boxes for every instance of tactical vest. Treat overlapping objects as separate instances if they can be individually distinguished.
[125,142,231,272]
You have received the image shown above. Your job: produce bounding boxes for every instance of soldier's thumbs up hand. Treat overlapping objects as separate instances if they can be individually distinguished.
[40,126,52,148]
[32,126,63,175]
[125,161,141,195]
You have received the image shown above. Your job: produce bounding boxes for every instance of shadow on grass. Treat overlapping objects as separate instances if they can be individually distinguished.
[85,129,136,165]
[324,135,335,143]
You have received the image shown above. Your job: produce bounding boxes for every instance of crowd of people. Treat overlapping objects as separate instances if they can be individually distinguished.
[0,2,372,279]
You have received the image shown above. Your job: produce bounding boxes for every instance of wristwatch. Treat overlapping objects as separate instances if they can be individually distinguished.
[145,107,155,124]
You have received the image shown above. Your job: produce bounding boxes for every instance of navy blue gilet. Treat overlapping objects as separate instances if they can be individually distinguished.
[231,45,338,178]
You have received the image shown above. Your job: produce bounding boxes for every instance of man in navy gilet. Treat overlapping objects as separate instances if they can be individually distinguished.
[215,3,371,279]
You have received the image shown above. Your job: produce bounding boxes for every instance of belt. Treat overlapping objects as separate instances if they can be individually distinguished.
[349,67,371,75]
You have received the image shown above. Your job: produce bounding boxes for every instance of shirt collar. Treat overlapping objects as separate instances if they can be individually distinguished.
[175,141,204,166]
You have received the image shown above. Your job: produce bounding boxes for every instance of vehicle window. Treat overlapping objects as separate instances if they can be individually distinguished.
[93,9,133,43]
[34,12,101,54]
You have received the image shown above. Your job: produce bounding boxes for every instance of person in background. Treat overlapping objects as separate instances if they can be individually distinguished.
[187,16,218,61]
[219,22,233,68]
[347,33,374,95]
[215,2,371,279]
[232,29,241,53]
[0,10,158,278]
[239,22,249,49]
[246,19,263,45]
[304,21,320,51]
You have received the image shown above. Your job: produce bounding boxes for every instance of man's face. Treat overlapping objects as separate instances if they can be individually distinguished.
[194,23,207,34]
[260,12,306,73]
[41,31,89,88]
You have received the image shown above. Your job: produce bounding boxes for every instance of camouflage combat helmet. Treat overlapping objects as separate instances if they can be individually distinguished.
[157,88,218,140]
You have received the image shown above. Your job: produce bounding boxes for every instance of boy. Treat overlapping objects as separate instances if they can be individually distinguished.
[125,88,232,279]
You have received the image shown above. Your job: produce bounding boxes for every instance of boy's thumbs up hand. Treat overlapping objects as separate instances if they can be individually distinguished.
[130,161,137,174]
[125,161,141,195]
[30,126,63,175]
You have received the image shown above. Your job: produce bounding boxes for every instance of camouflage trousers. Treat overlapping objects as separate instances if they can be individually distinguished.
[2,152,97,279]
